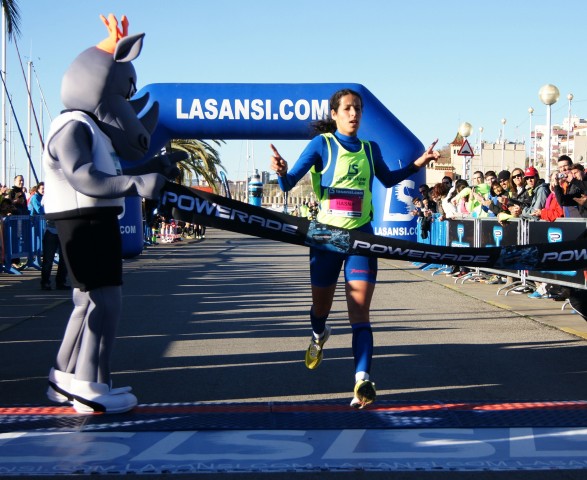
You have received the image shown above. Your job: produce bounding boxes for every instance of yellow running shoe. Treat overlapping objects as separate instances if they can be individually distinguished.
[350,379,376,409]
[304,325,332,370]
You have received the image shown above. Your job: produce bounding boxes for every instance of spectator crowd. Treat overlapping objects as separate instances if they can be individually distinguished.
[408,156,586,306]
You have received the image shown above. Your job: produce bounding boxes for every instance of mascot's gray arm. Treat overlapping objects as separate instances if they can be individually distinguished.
[49,121,166,200]
[122,151,186,179]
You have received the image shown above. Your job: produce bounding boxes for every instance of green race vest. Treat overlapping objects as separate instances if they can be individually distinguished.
[310,133,374,229]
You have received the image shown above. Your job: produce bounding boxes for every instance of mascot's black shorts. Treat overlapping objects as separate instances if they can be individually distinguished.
[55,213,123,291]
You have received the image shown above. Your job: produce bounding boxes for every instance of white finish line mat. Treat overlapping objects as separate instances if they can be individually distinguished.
[2,400,587,474]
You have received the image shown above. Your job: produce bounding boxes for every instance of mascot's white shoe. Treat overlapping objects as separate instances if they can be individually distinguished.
[48,368,134,411]
[70,379,137,414]
[47,368,74,404]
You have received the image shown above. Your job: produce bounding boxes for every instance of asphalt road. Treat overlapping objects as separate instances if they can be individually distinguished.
[2,229,587,479]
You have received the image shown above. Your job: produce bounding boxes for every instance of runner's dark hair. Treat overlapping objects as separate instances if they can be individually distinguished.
[311,88,363,136]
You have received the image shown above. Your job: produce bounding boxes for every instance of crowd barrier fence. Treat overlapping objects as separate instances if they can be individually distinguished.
[414,215,586,291]
[0,215,44,274]
[3,213,586,292]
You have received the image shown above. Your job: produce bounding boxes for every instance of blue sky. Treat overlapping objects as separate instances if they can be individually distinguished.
[4,0,587,186]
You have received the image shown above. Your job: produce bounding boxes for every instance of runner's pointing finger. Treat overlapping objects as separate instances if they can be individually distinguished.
[270,143,281,158]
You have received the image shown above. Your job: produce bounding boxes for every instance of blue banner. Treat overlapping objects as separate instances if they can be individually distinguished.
[132,83,425,241]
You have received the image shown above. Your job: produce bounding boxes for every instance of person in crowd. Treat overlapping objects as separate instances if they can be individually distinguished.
[41,222,70,291]
[510,167,531,209]
[443,179,469,219]
[27,185,38,205]
[26,181,69,290]
[554,155,587,218]
[484,180,509,217]
[299,200,309,219]
[523,166,557,299]
[0,182,8,202]
[8,175,29,216]
[484,170,497,186]
[472,171,484,185]
[410,196,423,216]
[307,200,319,221]
[444,178,473,280]
[28,182,45,215]
[451,177,490,218]
[571,163,585,182]
[497,170,512,195]
[0,196,16,216]
[441,176,452,190]
[411,196,432,239]
[540,171,565,222]
[419,183,436,212]
[270,88,440,408]
[521,166,549,220]
[430,182,450,220]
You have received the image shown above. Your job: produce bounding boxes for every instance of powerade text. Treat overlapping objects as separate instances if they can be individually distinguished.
[352,240,492,264]
[162,191,298,235]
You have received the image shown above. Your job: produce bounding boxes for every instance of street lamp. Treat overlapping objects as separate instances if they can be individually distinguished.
[539,84,560,179]
[500,118,507,171]
[567,93,574,156]
[528,107,534,166]
[478,126,484,171]
[458,122,472,180]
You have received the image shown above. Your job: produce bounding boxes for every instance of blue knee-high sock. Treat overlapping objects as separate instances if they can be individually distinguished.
[352,322,373,375]
[310,307,328,336]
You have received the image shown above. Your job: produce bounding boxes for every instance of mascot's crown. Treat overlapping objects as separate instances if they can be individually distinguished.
[97,13,129,54]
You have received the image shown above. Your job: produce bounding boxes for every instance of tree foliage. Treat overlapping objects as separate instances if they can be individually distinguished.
[169,139,225,192]
[1,0,21,40]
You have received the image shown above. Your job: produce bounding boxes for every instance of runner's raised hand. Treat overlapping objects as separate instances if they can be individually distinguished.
[270,143,288,177]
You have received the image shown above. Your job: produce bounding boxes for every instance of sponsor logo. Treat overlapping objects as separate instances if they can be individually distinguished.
[351,240,492,264]
[176,98,329,122]
[382,180,415,222]
[373,226,416,237]
[347,165,359,176]
[161,191,299,236]
[547,227,563,243]
[492,226,503,247]
[541,250,587,262]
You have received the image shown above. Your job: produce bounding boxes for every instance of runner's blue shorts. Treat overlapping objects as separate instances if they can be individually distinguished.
[309,223,377,286]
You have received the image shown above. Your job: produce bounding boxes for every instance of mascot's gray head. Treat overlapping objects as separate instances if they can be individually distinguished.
[60,14,158,161]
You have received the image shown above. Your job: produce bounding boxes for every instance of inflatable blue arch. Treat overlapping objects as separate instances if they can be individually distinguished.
[120,83,426,257]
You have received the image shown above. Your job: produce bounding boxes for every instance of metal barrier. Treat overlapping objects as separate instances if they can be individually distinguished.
[1,215,44,274]
[413,214,450,273]
[415,216,586,291]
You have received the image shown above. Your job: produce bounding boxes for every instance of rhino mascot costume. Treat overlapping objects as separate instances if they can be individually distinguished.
[43,14,182,414]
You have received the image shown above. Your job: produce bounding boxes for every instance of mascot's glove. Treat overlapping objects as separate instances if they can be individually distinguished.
[123,151,188,180]
[136,173,167,200]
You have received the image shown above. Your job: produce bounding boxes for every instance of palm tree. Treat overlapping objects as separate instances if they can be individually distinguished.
[2,0,21,40]
[169,139,226,193]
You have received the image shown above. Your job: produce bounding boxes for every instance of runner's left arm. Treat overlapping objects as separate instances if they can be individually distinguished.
[371,142,420,188]
[277,136,324,192]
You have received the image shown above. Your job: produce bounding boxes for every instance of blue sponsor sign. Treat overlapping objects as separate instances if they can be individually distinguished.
[131,83,424,241]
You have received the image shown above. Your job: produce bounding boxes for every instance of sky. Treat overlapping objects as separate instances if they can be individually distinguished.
[3,0,587,187]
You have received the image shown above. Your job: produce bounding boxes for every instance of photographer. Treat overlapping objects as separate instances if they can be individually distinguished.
[553,155,587,218]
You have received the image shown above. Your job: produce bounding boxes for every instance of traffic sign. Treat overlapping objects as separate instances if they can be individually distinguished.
[458,139,474,156]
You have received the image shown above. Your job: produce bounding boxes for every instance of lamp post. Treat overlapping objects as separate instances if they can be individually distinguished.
[539,84,560,179]
[567,93,573,156]
[458,121,472,180]
[500,118,507,171]
[478,126,484,171]
[528,107,534,166]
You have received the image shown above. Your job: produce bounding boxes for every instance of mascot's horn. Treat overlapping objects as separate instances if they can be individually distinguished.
[129,93,150,115]
[138,101,159,136]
